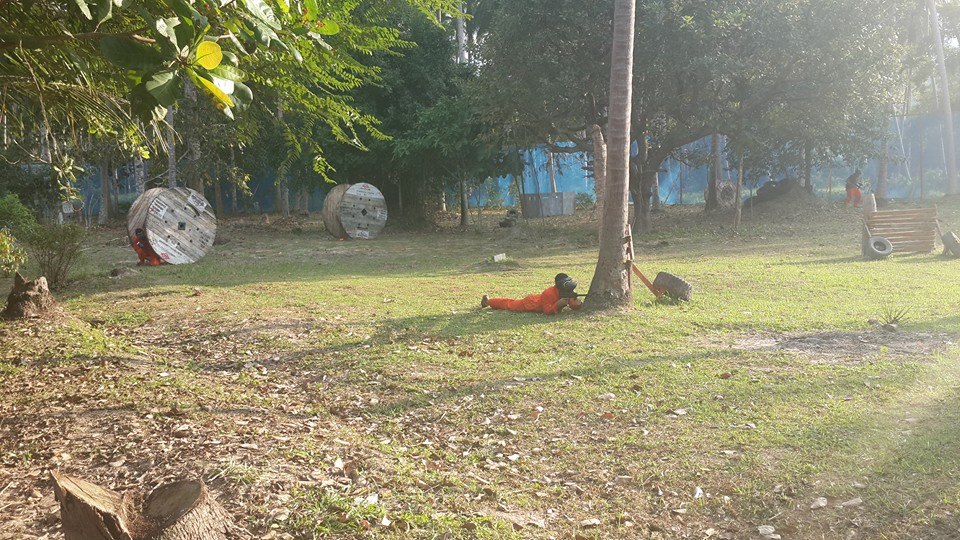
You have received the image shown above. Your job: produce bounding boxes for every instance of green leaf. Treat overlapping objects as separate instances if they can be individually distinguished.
[276,0,289,14]
[189,69,234,108]
[314,20,340,36]
[145,71,181,106]
[195,41,223,69]
[170,0,209,32]
[154,17,182,50]
[221,50,239,66]
[73,0,92,20]
[249,18,279,47]
[303,0,318,20]
[95,0,112,25]
[210,64,246,82]
[231,81,253,111]
[244,0,280,30]
[100,36,164,71]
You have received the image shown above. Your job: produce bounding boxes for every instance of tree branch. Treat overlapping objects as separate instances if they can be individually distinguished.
[0,31,155,51]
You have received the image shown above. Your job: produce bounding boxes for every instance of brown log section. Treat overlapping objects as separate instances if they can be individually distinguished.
[52,472,247,540]
[1,273,55,319]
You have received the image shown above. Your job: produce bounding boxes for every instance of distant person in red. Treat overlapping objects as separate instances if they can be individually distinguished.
[845,169,863,208]
[481,273,584,315]
[132,228,164,266]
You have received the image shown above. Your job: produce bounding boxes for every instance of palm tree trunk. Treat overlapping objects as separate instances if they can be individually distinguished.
[587,0,635,309]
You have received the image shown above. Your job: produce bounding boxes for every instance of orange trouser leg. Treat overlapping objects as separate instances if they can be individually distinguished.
[488,298,528,312]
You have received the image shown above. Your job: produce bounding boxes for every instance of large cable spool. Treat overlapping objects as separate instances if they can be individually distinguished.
[321,184,350,239]
[322,183,388,239]
[126,187,217,264]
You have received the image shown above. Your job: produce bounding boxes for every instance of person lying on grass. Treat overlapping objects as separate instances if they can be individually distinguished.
[132,228,164,267]
[481,273,584,315]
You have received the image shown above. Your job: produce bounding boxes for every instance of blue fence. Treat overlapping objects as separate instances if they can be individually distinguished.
[75,113,960,215]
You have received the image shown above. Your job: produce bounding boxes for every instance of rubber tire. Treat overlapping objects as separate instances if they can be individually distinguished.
[943,232,960,258]
[865,236,894,260]
[652,272,693,302]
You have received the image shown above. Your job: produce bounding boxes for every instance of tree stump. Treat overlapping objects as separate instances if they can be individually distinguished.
[52,473,247,540]
[1,273,55,319]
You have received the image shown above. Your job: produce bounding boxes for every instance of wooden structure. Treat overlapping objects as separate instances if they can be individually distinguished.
[322,183,388,239]
[862,194,939,255]
[52,472,245,540]
[321,184,350,239]
[127,187,217,264]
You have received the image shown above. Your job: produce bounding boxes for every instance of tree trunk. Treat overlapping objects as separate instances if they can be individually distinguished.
[927,0,959,195]
[214,180,224,218]
[587,0,635,310]
[592,125,607,220]
[459,177,469,227]
[651,171,662,211]
[166,108,177,188]
[733,154,744,232]
[705,134,721,211]
[2,273,55,320]
[134,153,146,195]
[229,145,238,214]
[98,158,110,225]
[877,138,889,201]
[634,168,655,234]
[547,146,558,193]
[802,143,813,193]
[52,472,246,540]
[456,3,469,64]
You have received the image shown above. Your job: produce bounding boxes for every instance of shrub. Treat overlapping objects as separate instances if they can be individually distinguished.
[0,228,26,276]
[575,192,595,210]
[27,224,85,289]
[0,194,37,237]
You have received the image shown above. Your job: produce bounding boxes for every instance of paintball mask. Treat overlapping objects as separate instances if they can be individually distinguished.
[555,273,579,299]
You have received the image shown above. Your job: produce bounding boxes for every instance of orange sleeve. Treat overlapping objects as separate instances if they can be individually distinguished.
[541,286,561,315]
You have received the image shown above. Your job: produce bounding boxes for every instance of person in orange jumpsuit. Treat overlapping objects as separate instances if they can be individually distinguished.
[132,228,164,267]
[481,273,584,315]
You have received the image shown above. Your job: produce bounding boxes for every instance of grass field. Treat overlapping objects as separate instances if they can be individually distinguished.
[2,200,960,539]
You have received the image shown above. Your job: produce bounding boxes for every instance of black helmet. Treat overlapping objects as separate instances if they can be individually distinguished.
[555,273,578,294]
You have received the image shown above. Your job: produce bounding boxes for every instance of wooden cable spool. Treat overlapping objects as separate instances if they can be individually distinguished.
[127,187,217,264]
[321,184,350,239]
[322,183,388,239]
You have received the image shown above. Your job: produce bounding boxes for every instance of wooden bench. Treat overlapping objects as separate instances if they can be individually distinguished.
[863,197,938,254]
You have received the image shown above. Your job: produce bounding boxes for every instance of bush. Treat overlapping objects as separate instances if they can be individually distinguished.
[28,224,85,289]
[0,194,37,237]
[575,192,595,210]
[0,228,26,277]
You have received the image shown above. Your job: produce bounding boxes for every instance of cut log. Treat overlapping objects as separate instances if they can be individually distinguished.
[1,273,55,319]
[52,472,247,540]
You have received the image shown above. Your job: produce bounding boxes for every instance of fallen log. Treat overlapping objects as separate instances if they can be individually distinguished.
[52,472,248,540]
[1,272,55,319]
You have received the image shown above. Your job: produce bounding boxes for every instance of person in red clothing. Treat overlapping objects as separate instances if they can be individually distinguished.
[132,228,164,267]
[481,273,584,315]
[845,169,863,208]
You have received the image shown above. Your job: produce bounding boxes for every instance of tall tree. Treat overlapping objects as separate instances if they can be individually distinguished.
[588,0,634,309]
[927,0,959,195]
